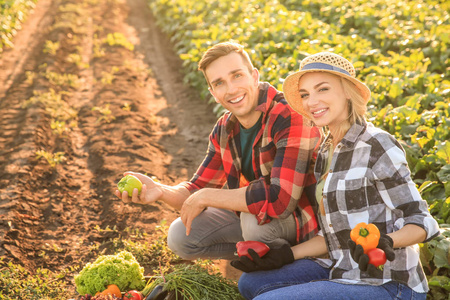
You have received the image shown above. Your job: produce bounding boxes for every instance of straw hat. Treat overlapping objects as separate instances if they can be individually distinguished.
[283,52,371,118]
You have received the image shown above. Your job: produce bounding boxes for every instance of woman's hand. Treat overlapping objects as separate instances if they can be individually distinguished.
[348,233,395,273]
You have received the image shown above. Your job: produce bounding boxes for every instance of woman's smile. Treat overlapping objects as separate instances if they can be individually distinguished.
[311,108,328,118]
[299,72,349,133]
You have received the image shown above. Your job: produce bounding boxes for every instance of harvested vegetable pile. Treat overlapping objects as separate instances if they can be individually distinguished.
[73,250,242,300]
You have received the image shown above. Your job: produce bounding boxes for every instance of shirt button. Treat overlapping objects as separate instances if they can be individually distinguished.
[329,169,333,173]
[329,224,333,227]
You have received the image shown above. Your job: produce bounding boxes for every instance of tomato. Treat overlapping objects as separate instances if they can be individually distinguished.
[236,241,270,261]
[117,175,143,196]
[123,290,144,300]
[367,248,387,269]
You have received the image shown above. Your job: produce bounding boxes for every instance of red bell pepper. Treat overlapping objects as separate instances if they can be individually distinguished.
[236,241,270,260]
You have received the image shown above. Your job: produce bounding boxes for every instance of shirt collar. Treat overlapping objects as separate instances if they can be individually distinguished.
[340,119,367,148]
[319,119,367,152]
[254,82,271,113]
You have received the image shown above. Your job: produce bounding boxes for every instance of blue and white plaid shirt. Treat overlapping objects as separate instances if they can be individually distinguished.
[314,120,439,293]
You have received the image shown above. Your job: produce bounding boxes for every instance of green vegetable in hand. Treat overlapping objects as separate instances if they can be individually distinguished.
[118,175,143,196]
[74,250,145,295]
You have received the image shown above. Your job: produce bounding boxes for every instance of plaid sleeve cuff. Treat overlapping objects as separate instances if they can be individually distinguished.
[179,181,199,193]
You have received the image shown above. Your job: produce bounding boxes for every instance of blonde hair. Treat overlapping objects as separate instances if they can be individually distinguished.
[198,42,254,87]
[324,77,367,143]
[342,78,367,124]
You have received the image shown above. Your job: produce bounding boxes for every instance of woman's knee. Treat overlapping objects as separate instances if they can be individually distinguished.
[238,271,288,300]
[238,272,261,300]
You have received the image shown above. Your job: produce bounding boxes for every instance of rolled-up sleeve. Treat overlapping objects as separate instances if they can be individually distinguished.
[246,108,320,224]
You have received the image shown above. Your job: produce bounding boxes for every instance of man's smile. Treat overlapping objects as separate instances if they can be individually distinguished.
[229,94,245,104]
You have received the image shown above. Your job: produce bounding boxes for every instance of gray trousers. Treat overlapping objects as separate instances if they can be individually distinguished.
[167,208,297,260]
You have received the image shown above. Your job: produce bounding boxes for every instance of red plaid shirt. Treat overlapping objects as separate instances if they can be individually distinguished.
[182,82,321,243]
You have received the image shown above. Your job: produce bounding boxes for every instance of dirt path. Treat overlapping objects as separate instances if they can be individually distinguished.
[0,0,239,294]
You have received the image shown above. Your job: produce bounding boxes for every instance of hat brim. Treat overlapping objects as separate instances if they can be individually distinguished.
[283,69,371,120]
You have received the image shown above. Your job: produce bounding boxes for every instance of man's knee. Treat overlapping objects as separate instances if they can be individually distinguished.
[167,218,199,260]
[241,220,280,246]
[240,213,296,247]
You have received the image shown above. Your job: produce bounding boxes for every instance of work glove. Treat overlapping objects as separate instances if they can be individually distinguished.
[230,243,294,273]
[376,234,395,261]
[348,233,395,274]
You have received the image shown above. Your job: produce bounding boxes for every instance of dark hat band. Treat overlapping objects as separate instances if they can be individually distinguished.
[301,62,351,77]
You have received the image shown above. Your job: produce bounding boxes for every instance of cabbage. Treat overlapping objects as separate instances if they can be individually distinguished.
[74,250,145,295]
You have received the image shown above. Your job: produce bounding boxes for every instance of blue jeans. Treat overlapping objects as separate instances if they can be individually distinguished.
[238,259,427,300]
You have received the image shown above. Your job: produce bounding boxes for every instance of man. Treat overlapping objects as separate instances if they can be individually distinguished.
[115,41,320,260]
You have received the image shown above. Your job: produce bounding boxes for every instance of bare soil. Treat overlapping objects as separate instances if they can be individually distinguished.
[0,0,241,295]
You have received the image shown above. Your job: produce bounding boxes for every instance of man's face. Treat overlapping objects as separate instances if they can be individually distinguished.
[205,52,261,128]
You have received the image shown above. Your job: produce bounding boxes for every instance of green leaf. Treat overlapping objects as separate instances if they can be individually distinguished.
[399,124,419,136]
[436,141,450,164]
[433,238,450,269]
[420,243,434,273]
[414,158,431,175]
[428,276,450,291]
[353,61,365,69]
[438,165,450,183]
[419,181,434,193]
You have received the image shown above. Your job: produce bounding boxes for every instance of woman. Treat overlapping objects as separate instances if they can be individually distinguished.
[231,52,440,299]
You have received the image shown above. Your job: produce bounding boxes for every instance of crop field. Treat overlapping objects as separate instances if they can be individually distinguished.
[151,0,449,294]
[0,0,449,299]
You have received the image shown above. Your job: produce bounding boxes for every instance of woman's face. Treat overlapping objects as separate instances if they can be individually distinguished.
[298,72,349,132]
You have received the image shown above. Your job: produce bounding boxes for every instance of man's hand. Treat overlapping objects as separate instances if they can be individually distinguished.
[115,172,163,205]
[230,244,294,273]
[180,190,207,236]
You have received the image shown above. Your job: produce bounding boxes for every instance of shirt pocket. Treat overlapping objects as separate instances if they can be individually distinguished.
[335,178,369,213]
[258,141,275,176]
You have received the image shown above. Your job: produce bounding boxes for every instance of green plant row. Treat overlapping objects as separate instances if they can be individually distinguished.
[148,0,450,298]
[280,0,450,73]
[149,0,449,105]
[0,257,75,300]
[0,0,38,52]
